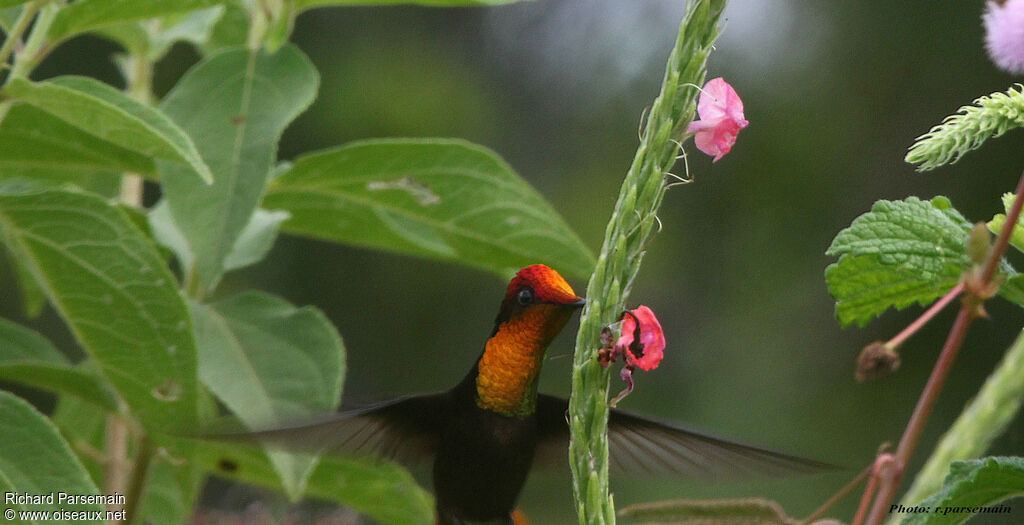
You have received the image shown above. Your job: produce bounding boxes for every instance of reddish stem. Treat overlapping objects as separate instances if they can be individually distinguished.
[861,171,1024,525]
[852,467,880,525]
[888,283,964,349]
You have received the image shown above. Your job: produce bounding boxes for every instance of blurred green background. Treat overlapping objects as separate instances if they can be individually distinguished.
[4,0,1024,523]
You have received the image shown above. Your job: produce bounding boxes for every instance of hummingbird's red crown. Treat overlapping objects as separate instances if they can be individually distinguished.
[504,264,581,305]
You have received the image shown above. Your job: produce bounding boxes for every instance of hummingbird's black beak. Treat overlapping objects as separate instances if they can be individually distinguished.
[571,298,587,308]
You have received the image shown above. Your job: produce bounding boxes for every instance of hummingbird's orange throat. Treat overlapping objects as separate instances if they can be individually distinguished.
[476,304,569,416]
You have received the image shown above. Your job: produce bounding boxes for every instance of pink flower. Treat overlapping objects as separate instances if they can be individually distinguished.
[602,305,667,407]
[685,77,749,162]
[616,305,665,371]
[984,0,1024,74]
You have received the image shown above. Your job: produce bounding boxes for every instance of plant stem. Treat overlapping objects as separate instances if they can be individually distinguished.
[862,170,1024,525]
[9,1,57,79]
[118,53,153,207]
[567,1,726,523]
[122,435,154,525]
[103,413,130,516]
[892,302,1024,514]
[888,283,963,349]
[0,1,42,82]
[799,463,871,525]
[107,50,156,525]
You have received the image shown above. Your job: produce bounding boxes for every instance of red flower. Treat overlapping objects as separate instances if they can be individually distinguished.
[685,77,749,162]
[616,305,665,371]
[603,305,666,407]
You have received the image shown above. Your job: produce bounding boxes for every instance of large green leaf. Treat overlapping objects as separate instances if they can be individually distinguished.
[901,457,1024,525]
[193,439,433,525]
[0,187,197,432]
[3,76,212,184]
[0,318,117,410]
[264,139,595,280]
[159,45,318,296]
[0,104,152,183]
[826,197,1021,327]
[48,0,224,41]
[191,291,344,499]
[299,0,524,8]
[0,391,104,524]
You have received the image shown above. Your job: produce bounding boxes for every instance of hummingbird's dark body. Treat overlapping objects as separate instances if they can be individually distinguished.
[433,370,538,523]
[245,265,830,525]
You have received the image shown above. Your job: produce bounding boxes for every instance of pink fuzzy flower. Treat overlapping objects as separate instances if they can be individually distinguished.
[984,0,1024,74]
[686,77,749,162]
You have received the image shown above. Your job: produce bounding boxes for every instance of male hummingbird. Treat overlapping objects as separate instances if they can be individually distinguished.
[243,264,828,524]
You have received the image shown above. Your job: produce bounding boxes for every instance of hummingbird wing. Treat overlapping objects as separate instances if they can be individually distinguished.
[215,392,450,465]
[533,394,834,477]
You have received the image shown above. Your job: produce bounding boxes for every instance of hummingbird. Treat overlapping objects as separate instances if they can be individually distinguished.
[241,264,829,524]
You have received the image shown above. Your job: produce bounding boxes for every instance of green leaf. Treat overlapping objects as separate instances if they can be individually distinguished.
[0,1,27,9]
[50,394,107,486]
[0,391,104,523]
[159,45,318,296]
[193,439,433,525]
[3,76,212,184]
[264,139,595,280]
[988,192,1024,254]
[901,457,1024,525]
[298,0,524,8]
[200,2,248,55]
[827,197,975,327]
[136,441,202,525]
[618,498,794,524]
[3,245,47,317]
[48,0,225,41]
[0,104,153,183]
[224,209,289,270]
[0,187,197,432]
[98,6,227,61]
[191,291,344,499]
[0,318,118,410]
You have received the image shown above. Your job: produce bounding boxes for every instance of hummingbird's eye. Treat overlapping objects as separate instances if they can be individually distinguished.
[516,287,535,306]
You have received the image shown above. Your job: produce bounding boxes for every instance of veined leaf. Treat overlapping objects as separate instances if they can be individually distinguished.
[901,457,1024,525]
[264,139,595,280]
[0,187,197,432]
[159,45,318,296]
[193,439,433,525]
[0,391,103,523]
[0,104,153,183]
[48,0,224,41]
[3,76,212,184]
[191,291,344,499]
[0,318,117,410]
[826,197,1019,327]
